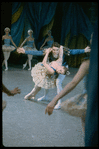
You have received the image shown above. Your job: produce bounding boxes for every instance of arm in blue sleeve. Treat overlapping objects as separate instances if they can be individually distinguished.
[69,49,85,55]
[25,50,43,56]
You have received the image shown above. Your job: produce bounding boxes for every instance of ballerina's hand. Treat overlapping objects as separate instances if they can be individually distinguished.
[45,100,56,115]
[84,46,91,53]
[17,47,25,54]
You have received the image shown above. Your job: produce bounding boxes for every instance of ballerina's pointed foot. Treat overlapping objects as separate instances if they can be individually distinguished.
[5,68,8,71]
[24,93,35,100]
[54,102,61,110]
[37,96,48,101]
[23,63,27,69]
[28,68,31,71]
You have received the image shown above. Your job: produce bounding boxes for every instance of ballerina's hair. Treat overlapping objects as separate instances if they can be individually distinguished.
[51,42,60,48]
[4,27,10,32]
[28,29,33,34]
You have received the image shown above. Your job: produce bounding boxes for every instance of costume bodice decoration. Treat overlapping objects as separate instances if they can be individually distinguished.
[4,39,11,46]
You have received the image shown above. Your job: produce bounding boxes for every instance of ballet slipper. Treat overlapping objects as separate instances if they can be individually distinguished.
[24,93,35,100]
[37,95,48,101]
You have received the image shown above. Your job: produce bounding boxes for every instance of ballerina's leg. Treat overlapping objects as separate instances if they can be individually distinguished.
[24,85,41,100]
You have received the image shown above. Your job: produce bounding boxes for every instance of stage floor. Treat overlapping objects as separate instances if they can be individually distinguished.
[2,66,85,147]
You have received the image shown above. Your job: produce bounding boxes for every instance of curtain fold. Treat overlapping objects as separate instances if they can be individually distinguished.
[60,2,93,46]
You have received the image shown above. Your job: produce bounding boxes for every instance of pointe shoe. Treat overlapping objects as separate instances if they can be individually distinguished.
[54,102,61,110]
[5,68,8,71]
[28,67,31,71]
[37,96,48,101]
[24,93,35,100]
[23,63,27,69]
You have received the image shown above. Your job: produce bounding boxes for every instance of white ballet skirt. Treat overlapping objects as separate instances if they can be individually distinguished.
[23,40,37,51]
[61,93,87,118]
[2,39,15,52]
[23,46,37,51]
[31,62,56,89]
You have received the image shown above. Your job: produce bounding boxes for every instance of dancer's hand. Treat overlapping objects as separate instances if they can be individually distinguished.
[43,48,52,55]
[17,47,25,54]
[9,87,21,96]
[45,100,57,115]
[84,46,91,53]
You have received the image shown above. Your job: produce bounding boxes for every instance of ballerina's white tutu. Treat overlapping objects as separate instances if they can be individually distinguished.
[23,45,37,51]
[23,40,37,51]
[31,62,56,89]
[2,39,16,52]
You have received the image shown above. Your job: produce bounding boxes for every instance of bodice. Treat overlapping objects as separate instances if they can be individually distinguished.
[27,40,34,47]
[47,36,54,47]
[4,38,11,46]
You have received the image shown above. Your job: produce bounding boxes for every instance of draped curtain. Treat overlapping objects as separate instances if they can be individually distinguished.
[60,2,93,67]
[11,2,57,48]
[10,2,94,67]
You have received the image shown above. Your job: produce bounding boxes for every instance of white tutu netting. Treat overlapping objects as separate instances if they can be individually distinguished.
[23,46,37,51]
[31,62,56,89]
[2,45,15,52]
[61,93,87,117]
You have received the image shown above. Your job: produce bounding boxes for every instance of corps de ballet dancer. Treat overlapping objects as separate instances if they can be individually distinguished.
[2,27,17,71]
[20,29,37,70]
[40,30,54,50]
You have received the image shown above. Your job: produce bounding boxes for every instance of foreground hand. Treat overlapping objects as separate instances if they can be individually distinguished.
[45,100,56,115]
[17,47,25,54]
[9,87,21,96]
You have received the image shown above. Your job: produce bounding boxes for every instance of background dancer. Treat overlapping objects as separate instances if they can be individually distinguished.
[39,30,54,50]
[2,27,17,71]
[20,29,37,70]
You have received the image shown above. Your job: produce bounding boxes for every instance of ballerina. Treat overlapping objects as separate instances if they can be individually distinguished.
[20,29,37,70]
[17,46,68,100]
[39,30,54,50]
[2,27,17,71]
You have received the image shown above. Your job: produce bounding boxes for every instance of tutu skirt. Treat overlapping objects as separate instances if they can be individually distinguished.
[61,93,87,117]
[23,46,37,51]
[31,62,56,89]
[2,45,15,52]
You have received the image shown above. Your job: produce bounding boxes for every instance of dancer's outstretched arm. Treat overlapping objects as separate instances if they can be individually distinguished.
[45,59,90,115]
[17,47,44,56]
[42,48,55,74]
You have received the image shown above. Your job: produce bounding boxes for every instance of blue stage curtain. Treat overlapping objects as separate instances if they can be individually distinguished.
[25,2,57,45]
[11,2,57,48]
[60,2,93,47]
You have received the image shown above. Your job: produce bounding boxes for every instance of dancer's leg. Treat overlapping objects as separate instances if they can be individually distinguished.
[3,52,10,71]
[54,74,66,109]
[24,85,41,100]
[23,60,28,69]
[27,55,33,70]
[37,89,49,101]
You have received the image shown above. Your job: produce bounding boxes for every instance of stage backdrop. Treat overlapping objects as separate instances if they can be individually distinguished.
[9,2,96,67]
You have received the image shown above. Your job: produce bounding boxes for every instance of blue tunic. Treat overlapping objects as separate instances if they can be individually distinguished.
[27,40,34,48]
[47,36,54,47]
[4,39,11,46]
